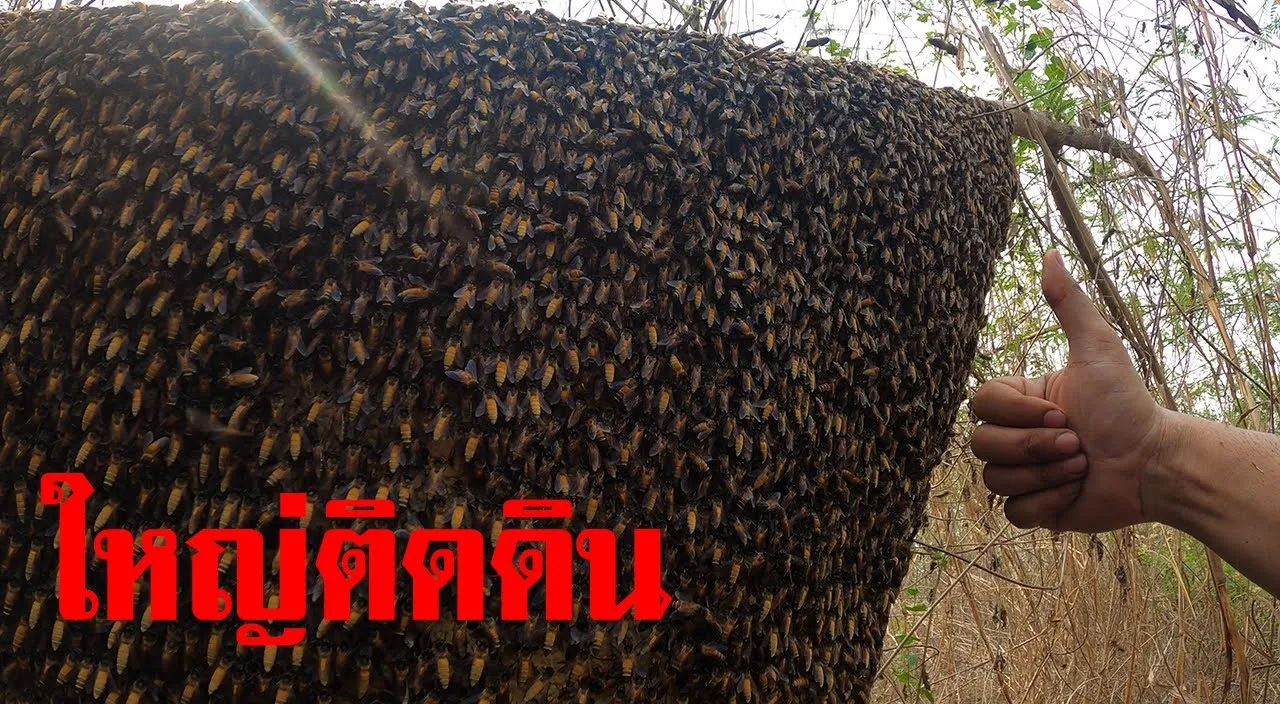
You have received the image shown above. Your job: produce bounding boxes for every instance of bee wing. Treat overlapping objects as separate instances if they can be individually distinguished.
[297,334,318,358]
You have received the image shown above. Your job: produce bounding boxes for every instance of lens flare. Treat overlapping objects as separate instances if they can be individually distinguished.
[238,0,427,198]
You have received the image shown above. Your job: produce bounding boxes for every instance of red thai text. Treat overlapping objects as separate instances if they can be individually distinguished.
[40,472,673,647]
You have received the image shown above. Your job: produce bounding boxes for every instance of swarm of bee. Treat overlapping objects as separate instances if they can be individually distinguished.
[0,0,1014,701]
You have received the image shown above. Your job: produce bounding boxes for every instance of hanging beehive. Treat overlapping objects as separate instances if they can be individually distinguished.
[0,0,1015,701]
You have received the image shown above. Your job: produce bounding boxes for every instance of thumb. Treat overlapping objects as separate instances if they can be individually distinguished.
[1041,250,1121,352]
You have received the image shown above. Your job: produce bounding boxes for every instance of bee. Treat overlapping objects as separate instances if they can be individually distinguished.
[377,276,397,303]
[384,442,405,472]
[356,653,371,696]
[115,629,135,674]
[341,383,367,420]
[206,654,232,693]
[257,427,279,464]
[446,360,480,388]
[669,354,688,375]
[540,360,556,389]
[436,649,451,688]
[178,674,200,704]
[205,236,227,266]
[75,432,98,468]
[221,367,259,387]
[125,236,150,264]
[464,430,481,462]
[164,476,189,515]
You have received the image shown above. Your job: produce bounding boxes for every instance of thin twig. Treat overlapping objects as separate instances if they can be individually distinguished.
[794,0,821,50]
[734,38,782,64]
[963,66,1089,121]
[913,540,1059,590]
[875,521,1012,681]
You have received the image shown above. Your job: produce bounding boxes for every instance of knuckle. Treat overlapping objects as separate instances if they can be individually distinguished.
[1023,431,1046,460]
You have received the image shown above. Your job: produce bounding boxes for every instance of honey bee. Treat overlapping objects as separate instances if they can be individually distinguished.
[464,430,481,462]
[221,367,259,388]
[446,360,479,388]
[341,382,367,421]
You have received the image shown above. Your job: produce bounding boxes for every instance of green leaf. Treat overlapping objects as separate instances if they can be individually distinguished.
[1045,55,1066,82]
[1023,27,1054,60]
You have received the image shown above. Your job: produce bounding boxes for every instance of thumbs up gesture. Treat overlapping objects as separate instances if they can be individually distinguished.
[972,251,1172,533]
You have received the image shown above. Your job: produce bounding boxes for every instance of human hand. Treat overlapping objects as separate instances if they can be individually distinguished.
[970,250,1170,532]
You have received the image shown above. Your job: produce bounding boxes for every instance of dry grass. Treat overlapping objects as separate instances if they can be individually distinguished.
[874,422,1280,704]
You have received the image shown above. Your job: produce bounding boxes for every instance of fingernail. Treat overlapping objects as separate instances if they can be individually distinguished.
[1050,249,1065,267]
[1064,454,1088,477]
[1053,431,1079,454]
[1043,410,1066,428]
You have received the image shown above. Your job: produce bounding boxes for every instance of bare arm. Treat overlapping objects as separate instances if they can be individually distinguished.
[970,250,1280,598]
[1147,411,1280,597]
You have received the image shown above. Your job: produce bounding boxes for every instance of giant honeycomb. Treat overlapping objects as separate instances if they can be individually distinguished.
[0,0,1016,701]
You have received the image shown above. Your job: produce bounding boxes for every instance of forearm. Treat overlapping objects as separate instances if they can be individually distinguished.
[1147,410,1280,597]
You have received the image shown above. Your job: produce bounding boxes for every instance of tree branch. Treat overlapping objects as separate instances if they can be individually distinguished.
[1007,109,1162,182]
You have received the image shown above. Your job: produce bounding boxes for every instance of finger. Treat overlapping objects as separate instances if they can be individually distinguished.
[1041,250,1124,353]
[971,424,1080,464]
[1003,481,1084,529]
[982,455,1088,496]
[971,378,1067,428]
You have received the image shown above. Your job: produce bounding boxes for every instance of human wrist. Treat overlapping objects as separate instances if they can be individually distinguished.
[1139,408,1196,529]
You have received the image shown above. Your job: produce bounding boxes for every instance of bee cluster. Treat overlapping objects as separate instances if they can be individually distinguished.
[0,0,1014,701]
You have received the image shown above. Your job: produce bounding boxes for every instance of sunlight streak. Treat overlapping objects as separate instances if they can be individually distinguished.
[237,0,428,201]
